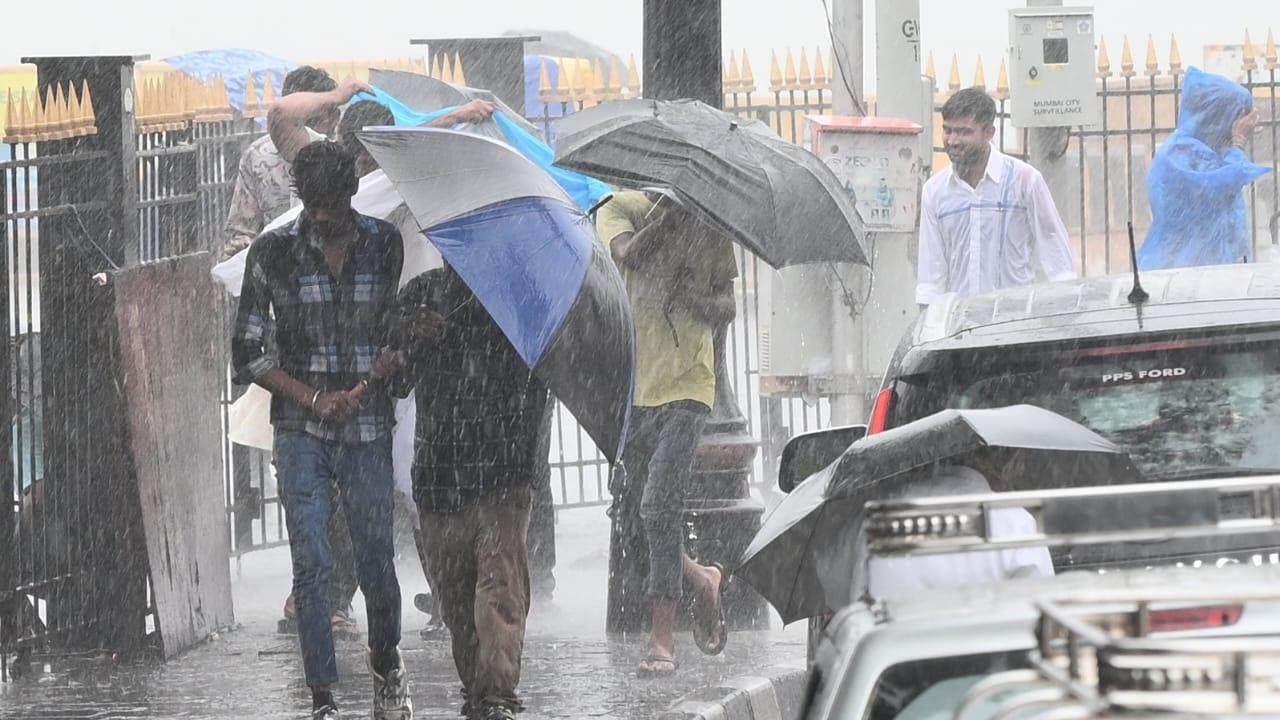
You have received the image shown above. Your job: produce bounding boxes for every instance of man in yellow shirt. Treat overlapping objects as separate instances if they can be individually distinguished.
[597,190,735,676]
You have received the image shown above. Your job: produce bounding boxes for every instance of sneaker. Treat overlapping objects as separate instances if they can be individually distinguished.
[311,704,339,719]
[369,648,413,720]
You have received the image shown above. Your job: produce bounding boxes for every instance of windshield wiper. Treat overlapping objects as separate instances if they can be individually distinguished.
[1151,466,1280,482]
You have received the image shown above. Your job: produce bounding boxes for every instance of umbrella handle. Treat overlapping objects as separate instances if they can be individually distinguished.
[587,194,614,218]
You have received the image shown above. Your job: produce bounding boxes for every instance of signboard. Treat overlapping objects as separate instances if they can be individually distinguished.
[1009,6,1100,128]
[808,116,924,233]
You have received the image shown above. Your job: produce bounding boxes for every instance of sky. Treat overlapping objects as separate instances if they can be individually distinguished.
[6,0,1274,90]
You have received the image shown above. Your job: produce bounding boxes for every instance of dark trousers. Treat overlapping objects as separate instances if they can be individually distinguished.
[528,467,556,595]
[421,486,532,712]
[617,401,710,602]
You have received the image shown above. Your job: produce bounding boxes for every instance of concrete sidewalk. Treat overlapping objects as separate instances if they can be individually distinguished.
[0,506,806,719]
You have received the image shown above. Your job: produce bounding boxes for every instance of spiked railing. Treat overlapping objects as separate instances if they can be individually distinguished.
[3,81,99,144]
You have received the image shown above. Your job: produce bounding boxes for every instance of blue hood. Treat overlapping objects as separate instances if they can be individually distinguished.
[1176,66,1254,151]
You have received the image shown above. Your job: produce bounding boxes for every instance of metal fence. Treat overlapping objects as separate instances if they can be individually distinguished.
[1,76,142,677]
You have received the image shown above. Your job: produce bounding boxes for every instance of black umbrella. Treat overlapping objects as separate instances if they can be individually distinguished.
[735,405,1141,623]
[553,98,868,269]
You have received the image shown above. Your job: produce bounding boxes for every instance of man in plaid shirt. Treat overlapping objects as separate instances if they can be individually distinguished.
[388,264,553,720]
[231,141,411,720]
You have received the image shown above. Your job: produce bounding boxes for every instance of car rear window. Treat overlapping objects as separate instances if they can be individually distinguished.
[895,337,1280,481]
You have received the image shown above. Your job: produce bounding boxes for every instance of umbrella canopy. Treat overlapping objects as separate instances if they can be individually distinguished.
[553,98,868,269]
[367,68,541,139]
[356,86,611,212]
[357,127,635,463]
[736,405,1140,623]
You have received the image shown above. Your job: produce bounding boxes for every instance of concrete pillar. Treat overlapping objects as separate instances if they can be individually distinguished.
[24,54,147,654]
[1024,0,1081,268]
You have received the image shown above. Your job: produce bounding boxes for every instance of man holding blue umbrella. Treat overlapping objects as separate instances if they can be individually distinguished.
[385,264,553,720]
[356,125,636,718]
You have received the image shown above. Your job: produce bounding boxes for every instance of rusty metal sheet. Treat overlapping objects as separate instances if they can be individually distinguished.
[111,253,234,657]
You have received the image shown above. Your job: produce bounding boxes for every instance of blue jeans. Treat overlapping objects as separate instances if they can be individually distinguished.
[274,432,401,687]
[621,402,709,602]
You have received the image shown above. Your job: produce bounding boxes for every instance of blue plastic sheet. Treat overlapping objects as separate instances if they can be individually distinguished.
[427,195,593,367]
[355,86,611,212]
[1138,67,1272,270]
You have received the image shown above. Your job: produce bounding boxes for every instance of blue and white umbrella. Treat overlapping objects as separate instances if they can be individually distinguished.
[357,126,635,463]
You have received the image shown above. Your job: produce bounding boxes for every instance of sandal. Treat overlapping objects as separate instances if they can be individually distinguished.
[691,562,729,656]
[637,653,679,677]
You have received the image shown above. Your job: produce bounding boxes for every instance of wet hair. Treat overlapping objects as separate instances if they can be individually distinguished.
[338,100,395,158]
[941,87,997,128]
[291,141,359,208]
[282,65,337,96]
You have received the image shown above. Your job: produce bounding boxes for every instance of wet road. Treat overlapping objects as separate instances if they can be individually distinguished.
[0,507,806,719]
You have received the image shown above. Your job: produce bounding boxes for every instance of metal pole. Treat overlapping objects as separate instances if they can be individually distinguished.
[826,0,867,427]
[1024,0,1076,271]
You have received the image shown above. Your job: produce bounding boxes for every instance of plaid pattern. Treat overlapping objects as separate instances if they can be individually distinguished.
[390,269,553,513]
[232,211,403,444]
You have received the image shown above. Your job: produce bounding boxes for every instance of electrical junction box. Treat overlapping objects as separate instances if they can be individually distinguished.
[1009,6,1099,128]
[758,116,924,390]
[805,116,924,233]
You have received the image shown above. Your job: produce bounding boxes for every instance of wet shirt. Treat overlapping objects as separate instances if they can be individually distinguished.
[222,129,325,260]
[917,145,1078,305]
[231,211,403,445]
[388,269,552,513]
[596,191,737,409]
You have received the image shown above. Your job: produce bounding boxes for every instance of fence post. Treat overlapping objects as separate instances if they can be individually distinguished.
[23,54,148,654]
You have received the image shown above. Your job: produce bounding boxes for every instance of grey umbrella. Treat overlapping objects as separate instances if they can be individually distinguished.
[367,68,542,140]
[735,405,1141,623]
[553,98,868,269]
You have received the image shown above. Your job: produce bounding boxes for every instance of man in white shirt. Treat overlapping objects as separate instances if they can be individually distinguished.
[916,88,1078,307]
[867,463,1054,600]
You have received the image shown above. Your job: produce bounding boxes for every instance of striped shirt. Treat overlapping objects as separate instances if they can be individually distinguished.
[231,211,403,444]
[916,145,1078,305]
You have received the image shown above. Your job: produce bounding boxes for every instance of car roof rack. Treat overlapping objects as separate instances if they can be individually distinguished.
[953,594,1280,718]
[864,476,1280,560]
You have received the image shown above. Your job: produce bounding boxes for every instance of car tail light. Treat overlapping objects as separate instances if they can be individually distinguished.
[1148,604,1243,633]
[869,388,894,435]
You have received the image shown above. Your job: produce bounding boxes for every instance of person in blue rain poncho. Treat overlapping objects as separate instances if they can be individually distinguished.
[1138,67,1271,270]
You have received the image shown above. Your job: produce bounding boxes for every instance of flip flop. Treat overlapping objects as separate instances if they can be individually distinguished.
[691,562,729,656]
[637,653,679,677]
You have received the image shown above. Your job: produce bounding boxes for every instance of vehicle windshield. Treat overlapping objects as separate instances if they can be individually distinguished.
[907,338,1280,481]
[858,650,1027,720]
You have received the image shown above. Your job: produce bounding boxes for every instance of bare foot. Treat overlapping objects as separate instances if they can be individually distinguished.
[690,563,727,655]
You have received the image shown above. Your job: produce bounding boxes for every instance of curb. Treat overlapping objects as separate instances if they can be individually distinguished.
[657,666,809,720]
